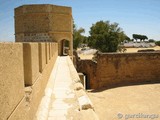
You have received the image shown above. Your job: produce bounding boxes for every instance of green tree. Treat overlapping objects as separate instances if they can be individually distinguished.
[133,34,148,42]
[73,23,85,49]
[155,41,160,46]
[125,35,131,42]
[88,20,125,52]
[148,39,155,43]
[133,34,138,42]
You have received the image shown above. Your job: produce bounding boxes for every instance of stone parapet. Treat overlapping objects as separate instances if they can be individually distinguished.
[38,43,46,73]
[67,57,94,109]
[45,43,50,64]
[0,42,58,120]
[23,43,39,86]
[78,52,160,89]
[0,43,24,120]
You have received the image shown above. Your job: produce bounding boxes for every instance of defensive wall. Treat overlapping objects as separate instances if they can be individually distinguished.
[15,4,73,56]
[0,42,58,120]
[77,52,160,89]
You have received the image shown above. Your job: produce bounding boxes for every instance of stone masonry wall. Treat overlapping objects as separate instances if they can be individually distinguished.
[14,4,73,56]
[0,42,58,120]
[78,52,160,89]
[77,60,97,89]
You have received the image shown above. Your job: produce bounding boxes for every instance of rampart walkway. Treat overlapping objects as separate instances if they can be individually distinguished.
[35,56,98,120]
[47,56,75,119]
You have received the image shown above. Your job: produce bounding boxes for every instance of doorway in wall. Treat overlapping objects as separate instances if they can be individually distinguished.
[60,39,70,56]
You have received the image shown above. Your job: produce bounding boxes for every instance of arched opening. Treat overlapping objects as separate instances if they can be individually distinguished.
[60,39,70,56]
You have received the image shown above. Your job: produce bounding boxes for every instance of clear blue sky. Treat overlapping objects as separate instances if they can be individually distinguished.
[0,0,160,42]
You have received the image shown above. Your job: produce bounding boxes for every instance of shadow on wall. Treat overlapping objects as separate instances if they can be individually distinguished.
[76,59,97,89]
[82,73,90,90]
[0,42,58,120]
[60,39,70,56]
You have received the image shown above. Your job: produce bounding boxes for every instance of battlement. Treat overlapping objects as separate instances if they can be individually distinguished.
[15,4,72,15]
[0,42,58,120]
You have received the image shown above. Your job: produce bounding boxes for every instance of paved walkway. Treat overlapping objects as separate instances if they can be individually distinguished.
[35,56,98,120]
[47,56,75,120]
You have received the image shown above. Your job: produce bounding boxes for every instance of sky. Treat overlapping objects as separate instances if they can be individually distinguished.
[0,0,160,42]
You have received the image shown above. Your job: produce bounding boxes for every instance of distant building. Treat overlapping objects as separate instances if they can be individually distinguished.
[123,42,156,48]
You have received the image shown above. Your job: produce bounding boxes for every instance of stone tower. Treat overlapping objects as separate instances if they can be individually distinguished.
[14,4,73,56]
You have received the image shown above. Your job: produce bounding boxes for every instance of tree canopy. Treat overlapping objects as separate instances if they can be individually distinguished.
[88,20,126,52]
[73,23,85,49]
[132,34,148,41]
[155,41,160,46]
[148,39,155,43]
[125,36,132,42]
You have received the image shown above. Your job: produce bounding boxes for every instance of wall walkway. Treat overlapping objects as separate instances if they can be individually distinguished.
[0,42,98,120]
[35,56,99,120]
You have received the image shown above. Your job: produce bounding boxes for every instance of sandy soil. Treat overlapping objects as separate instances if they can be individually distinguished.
[77,46,160,120]
[125,46,160,53]
[78,54,94,60]
[78,46,160,60]
[87,84,160,120]
[77,48,96,60]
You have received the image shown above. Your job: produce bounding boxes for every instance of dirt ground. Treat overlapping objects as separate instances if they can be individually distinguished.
[125,46,160,53]
[77,46,160,120]
[87,84,160,120]
[78,46,160,60]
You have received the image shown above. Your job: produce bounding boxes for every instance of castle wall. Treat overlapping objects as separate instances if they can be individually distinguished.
[38,43,46,73]
[45,43,50,63]
[14,4,73,56]
[0,43,24,120]
[78,52,160,89]
[97,53,160,88]
[0,42,58,120]
[23,43,40,86]
[77,60,97,89]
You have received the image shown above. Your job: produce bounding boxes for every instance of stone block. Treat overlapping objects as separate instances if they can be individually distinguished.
[75,89,86,98]
[78,95,93,110]
[38,43,46,73]
[74,83,84,90]
[0,43,24,120]
[23,43,40,86]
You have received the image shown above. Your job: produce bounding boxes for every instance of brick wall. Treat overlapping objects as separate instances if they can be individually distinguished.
[78,52,160,89]
[14,4,73,56]
[77,60,97,89]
